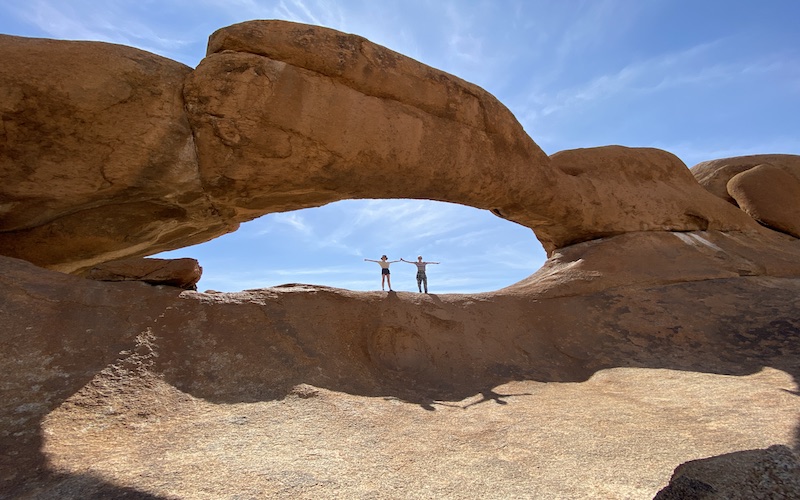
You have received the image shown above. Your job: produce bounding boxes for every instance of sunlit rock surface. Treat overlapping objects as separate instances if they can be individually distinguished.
[692,154,800,239]
[1,21,782,272]
[1,20,799,500]
[0,35,236,274]
[87,256,202,289]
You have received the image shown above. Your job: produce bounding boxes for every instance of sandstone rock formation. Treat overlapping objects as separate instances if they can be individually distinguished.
[0,20,775,274]
[1,19,799,500]
[544,146,758,246]
[86,256,202,289]
[727,164,800,238]
[0,35,237,274]
[183,21,765,253]
[655,445,800,500]
[691,154,800,238]
[690,154,800,202]
[2,242,799,498]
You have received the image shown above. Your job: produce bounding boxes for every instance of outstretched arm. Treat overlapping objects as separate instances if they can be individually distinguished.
[364,258,379,263]
[388,260,401,263]
[400,258,413,264]
[428,261,440,264]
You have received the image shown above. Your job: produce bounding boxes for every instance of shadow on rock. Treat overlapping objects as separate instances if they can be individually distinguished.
[2,255,800,497]
[654,445,800,499]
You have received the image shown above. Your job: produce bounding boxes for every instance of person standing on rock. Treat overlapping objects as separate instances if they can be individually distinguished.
[364,255,400,291]
[401,256,439,293]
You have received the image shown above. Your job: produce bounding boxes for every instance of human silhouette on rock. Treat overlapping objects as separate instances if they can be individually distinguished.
[364,255,399,291]
[401,256,439,293]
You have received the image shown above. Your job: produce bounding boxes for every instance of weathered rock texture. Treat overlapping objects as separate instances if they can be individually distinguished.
[86,256,202,289]
[1,19,799,500]
[186,21,760,253]
[0,35,236,273]
[655,445,800,500]
[0,21,773,273]
[727,164,800,238]
[691,154,800,237]
[2,243,799,498]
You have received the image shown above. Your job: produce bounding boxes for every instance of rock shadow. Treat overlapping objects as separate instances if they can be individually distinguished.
[1,256,799,496]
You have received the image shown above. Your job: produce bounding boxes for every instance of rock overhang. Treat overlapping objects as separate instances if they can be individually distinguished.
[0,20,797,282]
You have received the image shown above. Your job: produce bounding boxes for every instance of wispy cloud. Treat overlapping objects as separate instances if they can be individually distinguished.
[6,0,200,63]
[527,39,729,120]
[441,1,484,63]
[268,212,312,235]
[432,229,494,248]
[273,0,326,27]
[657,137,800,168]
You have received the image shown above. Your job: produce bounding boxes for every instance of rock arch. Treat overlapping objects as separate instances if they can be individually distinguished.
[184,21,759,256]
[0,21,761,274]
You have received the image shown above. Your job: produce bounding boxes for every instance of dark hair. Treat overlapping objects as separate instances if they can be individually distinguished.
[381,255,387,259]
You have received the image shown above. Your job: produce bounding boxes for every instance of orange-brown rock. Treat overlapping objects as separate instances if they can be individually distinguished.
[544,146,758,246]
[187,20,562,246]
[1,20,800,499]
[2,234,799,497]
[655,445,800,499]
[187,21,759,253]
[503,229,800,298]
[0,35,237,274]
[691,154,800,238]
[690,153,800,203]
[86,257,202,289]
[0,22,775,275]
[727,164,800,238]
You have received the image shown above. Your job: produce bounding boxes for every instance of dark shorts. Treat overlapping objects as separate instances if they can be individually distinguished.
[382,268,390,275]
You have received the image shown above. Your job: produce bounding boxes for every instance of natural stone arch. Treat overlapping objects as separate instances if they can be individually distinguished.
[185,21,558,241]
[185,20,759,254]
[157,198,547,293]
[0,21,762,274]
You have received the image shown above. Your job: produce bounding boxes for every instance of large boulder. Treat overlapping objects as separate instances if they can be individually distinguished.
[691,154,800,238]
[690,154,800,203]
[727,164,800,238]
[655,445,800,500]
[0,35,237,273]
[544,146,758,247]
[86,256,202,289]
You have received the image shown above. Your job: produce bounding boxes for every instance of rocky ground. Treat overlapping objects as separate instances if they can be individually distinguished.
[30,364,800,499]
[2,247,799,499]
[2,21,800,498]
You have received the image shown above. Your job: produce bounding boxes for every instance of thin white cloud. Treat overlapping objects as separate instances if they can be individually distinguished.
[274,0,323,26]
[13,1,108,41]
[657,137,800,168]
[346,199,473,241]
[7,0,198,64]
[432,229,495,248]
[269,265,350,276]
[269,212,312,235]
[441,0,483,63]
[531,39,728,119]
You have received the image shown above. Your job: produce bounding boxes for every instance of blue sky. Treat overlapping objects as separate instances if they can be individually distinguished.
[2,1,798,293]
